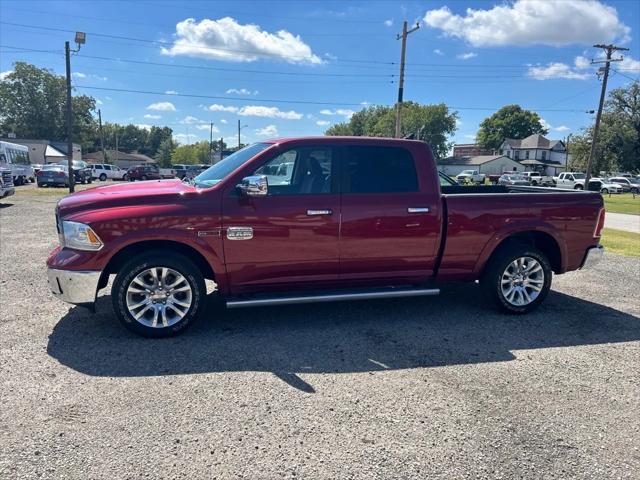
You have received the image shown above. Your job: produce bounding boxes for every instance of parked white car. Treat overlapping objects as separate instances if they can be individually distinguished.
[521,171,555,187]
[590,178,623,194]
[91,163,129,181]
[456,169,486,184]
[554,172,587,190]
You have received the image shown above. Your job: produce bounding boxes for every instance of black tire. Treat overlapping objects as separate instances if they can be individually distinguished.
[111,250,206,338]
[531,180,538,186]
[122,174,129,181]
[481,244,552,314]
[574,184,583,190]
[601,188,609,195]
[631,187,638,194]
[88,177,93,184]
[99,173,107,181]
[141,175,148,181]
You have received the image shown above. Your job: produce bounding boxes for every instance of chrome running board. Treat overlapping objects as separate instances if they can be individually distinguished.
[226,287,440,309]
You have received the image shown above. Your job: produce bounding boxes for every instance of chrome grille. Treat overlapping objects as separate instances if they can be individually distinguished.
[1,170,12,187]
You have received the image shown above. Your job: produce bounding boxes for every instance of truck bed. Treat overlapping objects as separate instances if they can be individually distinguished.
[437,187,603,281]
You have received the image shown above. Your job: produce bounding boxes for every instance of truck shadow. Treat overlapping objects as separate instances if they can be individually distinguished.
[47,286,640,393]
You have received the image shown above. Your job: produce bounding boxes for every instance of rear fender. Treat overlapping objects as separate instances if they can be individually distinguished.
[472,221,567,277]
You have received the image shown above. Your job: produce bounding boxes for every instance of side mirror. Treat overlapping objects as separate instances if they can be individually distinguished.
[237,175,268,197]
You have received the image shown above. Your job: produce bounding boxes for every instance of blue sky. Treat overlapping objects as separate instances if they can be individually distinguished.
[1,0,639,148]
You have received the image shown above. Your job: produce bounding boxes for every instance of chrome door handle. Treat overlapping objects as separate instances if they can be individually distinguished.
[307,209,332,216]
[407,207,430,213]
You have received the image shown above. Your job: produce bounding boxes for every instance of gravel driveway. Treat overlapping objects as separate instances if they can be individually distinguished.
[1,188,639,479]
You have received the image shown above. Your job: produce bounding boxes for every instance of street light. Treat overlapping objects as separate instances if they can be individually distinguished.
[237,120,248,149]
[65,31,87,193]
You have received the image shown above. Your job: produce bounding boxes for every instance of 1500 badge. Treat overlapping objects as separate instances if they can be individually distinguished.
[226,226,253,240]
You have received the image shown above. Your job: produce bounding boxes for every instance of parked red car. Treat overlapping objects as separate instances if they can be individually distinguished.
[126,164,161,181]
[47,137,605,337]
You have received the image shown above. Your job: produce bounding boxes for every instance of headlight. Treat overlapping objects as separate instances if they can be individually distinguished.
[61,221,103,251]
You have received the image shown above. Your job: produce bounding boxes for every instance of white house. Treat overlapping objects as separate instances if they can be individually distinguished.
[499,134,568,175]
[437,155,524,176]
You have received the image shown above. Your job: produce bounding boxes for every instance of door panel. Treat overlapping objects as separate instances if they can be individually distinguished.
[338,145,441,282]
[222,145,339,293]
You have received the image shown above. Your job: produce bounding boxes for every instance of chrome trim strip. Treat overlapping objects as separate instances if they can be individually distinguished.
[227,288,440,309]
[407,207,430,213]
[47,268,101,305]
[307,209,332,216]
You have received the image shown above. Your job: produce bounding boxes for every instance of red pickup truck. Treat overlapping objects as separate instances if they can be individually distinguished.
[47,137,605,337]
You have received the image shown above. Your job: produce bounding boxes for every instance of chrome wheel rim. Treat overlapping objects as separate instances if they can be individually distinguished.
[500,256,544,307]
[126,267,192,328]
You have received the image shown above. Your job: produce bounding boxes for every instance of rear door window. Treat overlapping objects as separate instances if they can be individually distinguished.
[341,146,418,193]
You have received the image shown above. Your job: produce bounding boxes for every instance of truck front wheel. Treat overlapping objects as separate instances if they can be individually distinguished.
[112,251,206,337]
[482,245,552,314]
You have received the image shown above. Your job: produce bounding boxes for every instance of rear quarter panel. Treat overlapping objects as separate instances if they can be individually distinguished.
[438,191,603,281]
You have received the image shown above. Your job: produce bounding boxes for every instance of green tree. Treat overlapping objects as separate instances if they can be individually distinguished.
[476,105,548,151]
[145,126,173,157]
[154,137,177,167]
[569,83,640,174]
[0,62,97,149]
[325,102,458,158]
[171,141,213,165]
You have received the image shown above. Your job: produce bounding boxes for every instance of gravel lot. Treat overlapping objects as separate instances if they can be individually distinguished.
[1,185,639,479]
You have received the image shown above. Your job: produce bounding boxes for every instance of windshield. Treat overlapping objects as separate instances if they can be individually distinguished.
[43,164,67,171]
[573,173,586,179]
[193,143,273,188]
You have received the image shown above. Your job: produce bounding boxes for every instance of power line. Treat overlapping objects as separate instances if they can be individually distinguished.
[74,84,589,112]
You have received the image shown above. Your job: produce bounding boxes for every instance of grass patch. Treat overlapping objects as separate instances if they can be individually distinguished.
[600,228,640,257]
[603,193,640,215]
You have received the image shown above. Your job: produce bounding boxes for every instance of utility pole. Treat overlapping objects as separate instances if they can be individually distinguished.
[63,32,86,193]
[585,44,628,184]
[394,20,420,138]
[209,122,214,164]
[219,138,224,160]
[98,109,107,163]
[114,130,119,165]
[237,119,241,149]
[564,133,572,170]
[64,41,74,193]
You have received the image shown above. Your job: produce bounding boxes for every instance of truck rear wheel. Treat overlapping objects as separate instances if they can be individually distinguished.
[482,245,552,314]
[111,250,206,337]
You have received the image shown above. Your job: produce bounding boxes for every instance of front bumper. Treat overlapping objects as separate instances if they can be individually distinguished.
[580,245,604,270]
[47,268,101,305]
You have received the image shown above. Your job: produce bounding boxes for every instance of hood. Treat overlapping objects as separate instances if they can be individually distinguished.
[57,179,197,217]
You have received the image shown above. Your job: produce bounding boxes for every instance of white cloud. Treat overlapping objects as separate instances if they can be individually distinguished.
[144,114,161,119]
[135,124,153,131]
[528,62,591,80]
[173,133,199,144]
[541,118,571,133]
[574,56,591,69]
[207,104,238,113]
[316,120,330,126]
[457,52,477,60]
[72,72,107,81]
[433,49,444,56]
[220,119,228,124]
[165,90,178,95]
[196,124,220,132]
[180,115,201,124]
[238,105,303,120]
[0,70,13,80]
[96,99,103,106]
[619,55,640,72]
[226,88,258,95]
[384,19,393,27]
[255,125,278,136]
[161,17,322,64]
[147,102,176,111]
[424,0,631,47]
[319,108,355,119]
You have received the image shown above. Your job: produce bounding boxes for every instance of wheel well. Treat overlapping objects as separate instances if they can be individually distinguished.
[99,240,216,289]
[488,231,562,273]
